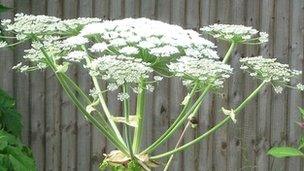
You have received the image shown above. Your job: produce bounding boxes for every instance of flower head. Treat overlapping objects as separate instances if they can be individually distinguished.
[240,56,302,93]
[79,18,218,60]
[87,55,153,87]
[201,24,268,44]
[168,56,233,90]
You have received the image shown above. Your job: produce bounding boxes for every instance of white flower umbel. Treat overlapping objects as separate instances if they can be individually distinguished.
[168,56,233,90]
[79,18,218,60]
[240,56,302,93]
[87,55,153,88]
[201,24,268,44]
[1,13,101,40]
[64,51,88,62]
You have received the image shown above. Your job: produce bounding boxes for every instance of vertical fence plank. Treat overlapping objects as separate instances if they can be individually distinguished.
[287,0,304,170]
[30,1,46,170]
[0,0,14,95]
[184,1,200,170]
[170,1,185,170]
[153,0,171,164]
[242,0,260,170]
[140,0,156,155]
[271,0,290,170]
[61,0,78,170]
[197,1,214,170]
[13,0,31,148]
[226,1,245,171]
[256,0,274,170]
[77,0,93,170]
[45,1,62,170]
[212,1,231,171]
[91,1,109,170]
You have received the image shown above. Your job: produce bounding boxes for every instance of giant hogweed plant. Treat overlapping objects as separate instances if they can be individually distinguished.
[0,14,303,170]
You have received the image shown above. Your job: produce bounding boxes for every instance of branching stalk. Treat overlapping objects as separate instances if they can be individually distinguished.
[162,42,237,166]
[150,81,268,159]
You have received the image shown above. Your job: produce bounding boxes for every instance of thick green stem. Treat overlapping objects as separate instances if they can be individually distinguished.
[38,46,129,154]
[132,79,146,153]
[150,81,268,159]
[82,52,125,146]
[142,84,210,154]
[122,84,134,158]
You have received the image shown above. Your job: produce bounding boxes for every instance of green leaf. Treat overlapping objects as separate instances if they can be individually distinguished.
[267,147,304,158]
[299,107,304,120]
[0,88,22,137]
[0,4,10,13]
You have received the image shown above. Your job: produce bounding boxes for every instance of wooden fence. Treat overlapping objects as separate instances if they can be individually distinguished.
[0,0,303,170]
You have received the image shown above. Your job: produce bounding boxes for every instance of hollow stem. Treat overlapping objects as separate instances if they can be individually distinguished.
[122,84,134,158]
[132,79,146,153]
[150,81,268,159]
[82,46,126,146]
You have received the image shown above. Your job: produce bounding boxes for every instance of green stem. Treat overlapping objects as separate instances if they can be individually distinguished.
[122,84,134,158]
[60,73,91,104]
[161,42,237,166]
[38,46,129,154]
[164,122,190,171]
[132,79,146,153]
[222,42,236,64]
[150,81,268,160]
[142,84,210,154]
[82,48,126,146]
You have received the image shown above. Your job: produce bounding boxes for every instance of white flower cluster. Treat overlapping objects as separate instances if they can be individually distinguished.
[201,24,268,44]
[240,56,302,93]
[1,13,100,40]
[168,57,233,90]
[0,41,7,48]
[78,18,218,60]
[12,36,65,72]
[87,55,153,90]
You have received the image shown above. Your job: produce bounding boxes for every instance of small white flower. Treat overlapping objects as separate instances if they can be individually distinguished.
[117,92,130,101]
[274,86,283,94]
[150,45,179,57]
[107,83,118,91]
[119,46,139,55]
[146,84,155,92]
[63,36,88,47]
[153,76,163,81]
[64,51,87,62]
[12,62,23,70]
[297,83,304,91]
[90,43,108,53]
[0,41,7,48]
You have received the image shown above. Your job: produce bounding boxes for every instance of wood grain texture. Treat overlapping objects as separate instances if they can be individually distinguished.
[0,0,302,170]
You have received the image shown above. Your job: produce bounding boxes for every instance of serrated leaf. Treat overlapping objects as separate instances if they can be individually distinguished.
[267,147,304,158]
